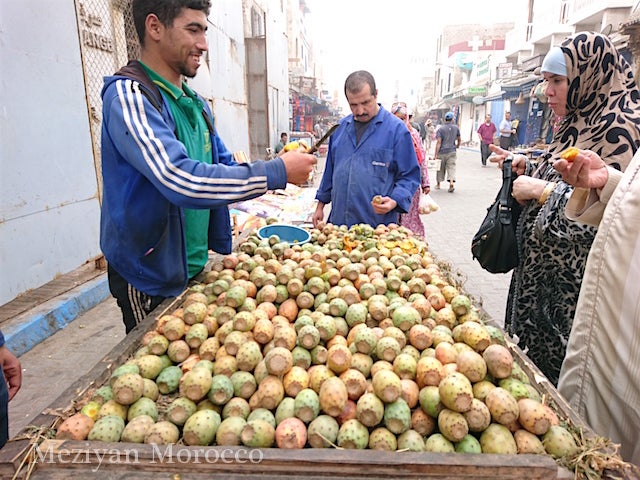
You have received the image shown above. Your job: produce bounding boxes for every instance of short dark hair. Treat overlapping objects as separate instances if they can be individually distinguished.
[344,70,377,98]
[280,132,288,138]
[133,0,211,45]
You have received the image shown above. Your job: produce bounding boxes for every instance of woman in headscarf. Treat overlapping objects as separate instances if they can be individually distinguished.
[489,31,640,385]
[391,102,430,237]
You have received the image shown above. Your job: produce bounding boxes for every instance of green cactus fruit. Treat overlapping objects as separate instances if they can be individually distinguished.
[165,397,197,427]
[383,398,411,434]
[127,397,158,422]
[240,419,276,448]
[121,414,155,443]
[307,415,339,448]
[179,367,213,402]
[216,416,247,446]
[397,429,425,452]
[294,388,321,424]
[368,427,397,451]
[155,365,182,395]
[88,415,125,442]
[337,419,369,449]
[182,409,221,446]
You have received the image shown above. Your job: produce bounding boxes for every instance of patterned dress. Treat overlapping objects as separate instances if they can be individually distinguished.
[400,126,429,237]
[504,32,640,385]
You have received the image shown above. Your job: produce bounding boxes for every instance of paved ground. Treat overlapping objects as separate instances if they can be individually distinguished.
[6,146,512,440]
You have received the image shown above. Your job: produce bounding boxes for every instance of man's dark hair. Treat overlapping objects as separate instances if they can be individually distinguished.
[344,70,377,97]
[133,0,211,45]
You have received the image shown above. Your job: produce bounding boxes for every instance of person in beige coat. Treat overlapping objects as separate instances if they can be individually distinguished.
[554,148,640,466]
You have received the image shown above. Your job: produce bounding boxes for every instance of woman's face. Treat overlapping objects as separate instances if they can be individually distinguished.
[543,72,569,116]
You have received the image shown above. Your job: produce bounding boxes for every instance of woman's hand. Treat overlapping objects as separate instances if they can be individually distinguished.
[553,149,608,189]
[512,176,549,204]
[488,144,527,175]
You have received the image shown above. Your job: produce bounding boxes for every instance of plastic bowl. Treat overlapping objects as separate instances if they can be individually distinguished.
[257,224,311,246]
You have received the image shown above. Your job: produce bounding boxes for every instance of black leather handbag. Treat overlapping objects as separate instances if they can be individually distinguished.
[471,157,521,273]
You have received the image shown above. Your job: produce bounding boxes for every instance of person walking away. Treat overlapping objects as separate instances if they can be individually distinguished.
[0,330,22,448]
[488,31,640,385]
[434,111,461,192]
[477,114,497,166]
[101,0,316,333]
[424,119,435,153]
[553,148,640,466]
[499,111,513,150]
[392,102,430,238]
[274,132,288,154]
[311,70,420,228]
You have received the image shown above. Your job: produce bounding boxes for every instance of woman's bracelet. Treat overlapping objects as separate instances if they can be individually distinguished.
[538,181,557,205]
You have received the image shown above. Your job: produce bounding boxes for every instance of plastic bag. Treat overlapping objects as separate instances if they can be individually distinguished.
[419,193,439,214]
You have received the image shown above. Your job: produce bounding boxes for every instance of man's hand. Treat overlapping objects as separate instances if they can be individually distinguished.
[312,202,325,228]
[280,151,318,185]
[553,149,608,189]
[0,345,22,401]
[371,196,397,214]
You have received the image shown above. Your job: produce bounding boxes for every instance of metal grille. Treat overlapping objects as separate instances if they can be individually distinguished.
[74,0,138,199]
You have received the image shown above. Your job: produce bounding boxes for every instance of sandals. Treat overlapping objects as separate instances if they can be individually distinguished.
[448,185,455,192]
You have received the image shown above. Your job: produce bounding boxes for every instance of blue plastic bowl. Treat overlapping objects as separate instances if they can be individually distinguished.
[257,224,311,246]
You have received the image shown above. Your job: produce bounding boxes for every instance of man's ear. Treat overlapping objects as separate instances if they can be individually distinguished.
[145,14,163,42]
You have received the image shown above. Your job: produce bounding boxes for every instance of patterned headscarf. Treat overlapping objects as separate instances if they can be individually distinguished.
[549,31,640,171]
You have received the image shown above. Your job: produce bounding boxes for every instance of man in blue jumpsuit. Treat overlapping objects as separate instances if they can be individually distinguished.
[311,70,420,228]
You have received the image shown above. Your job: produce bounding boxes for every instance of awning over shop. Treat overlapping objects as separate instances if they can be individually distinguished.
[429,100,450,110]
[482,91,505,102]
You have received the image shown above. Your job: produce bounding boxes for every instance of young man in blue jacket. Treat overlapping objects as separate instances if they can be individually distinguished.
[101,0,316,333]
[0,330,21,448]
[311,70,420,228]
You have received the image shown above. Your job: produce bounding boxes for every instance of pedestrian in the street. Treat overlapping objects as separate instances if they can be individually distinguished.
[392,101,430,238]
[274,132,288,154]
[434,111,460,192]
[424,119,435,153]
[488,31,640,385]
[100,0,317,333]
[498,111,513,150]
[477,114,496,167]
[0,329,22,449]
[553,147,640,466]
[311,70,420,228]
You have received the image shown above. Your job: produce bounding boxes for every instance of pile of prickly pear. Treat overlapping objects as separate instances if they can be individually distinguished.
[56,223,582,460]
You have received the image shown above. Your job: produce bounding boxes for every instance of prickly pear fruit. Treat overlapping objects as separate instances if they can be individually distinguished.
[397,429,425,452]
[368,427,397,451]
[371,369,402,403]
[156,365,183,394]
[109,364,139,388]
[337,418,369,449]
[241,418,276,448]
[307,415,339,448]
[182,409,221,446]
[437,408,469,442]
[542,425,579,458]
[56,413,94,441]
[356,392,385,427]
[319,376,348,417]
[111,372,144,405]
[80,401,102,421]
[127,396,158,422]
[144,421,180,445]
[479,423,517,454]
[216,416,247,446]
[165,397,197,426]
[135,354,165,379]
[97,399,128,421]
[438,372,473,413]
[425,433,455,453]
[179,367,213,402]
[121,414,155,443]
[294,388,320,424]
[482,344,513,379]
[383,398,411,434]
[90,385,113,406]
[88,415,125,442]
[484,387,519,426]
[455,434,482,453]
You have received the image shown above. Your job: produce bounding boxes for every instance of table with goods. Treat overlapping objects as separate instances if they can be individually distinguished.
[1,223,637,480]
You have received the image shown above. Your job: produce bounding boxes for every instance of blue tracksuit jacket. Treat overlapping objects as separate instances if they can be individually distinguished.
[100,61,287,297]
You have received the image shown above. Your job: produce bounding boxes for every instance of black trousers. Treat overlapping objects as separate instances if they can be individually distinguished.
[107,265,167,334]
[480,142,492,165]
[0,374,8,448]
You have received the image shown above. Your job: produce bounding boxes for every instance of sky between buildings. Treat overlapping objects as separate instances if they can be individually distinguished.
[308,0,529,113]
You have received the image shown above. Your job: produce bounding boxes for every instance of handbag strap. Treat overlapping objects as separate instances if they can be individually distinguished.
[497,157,517,222]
